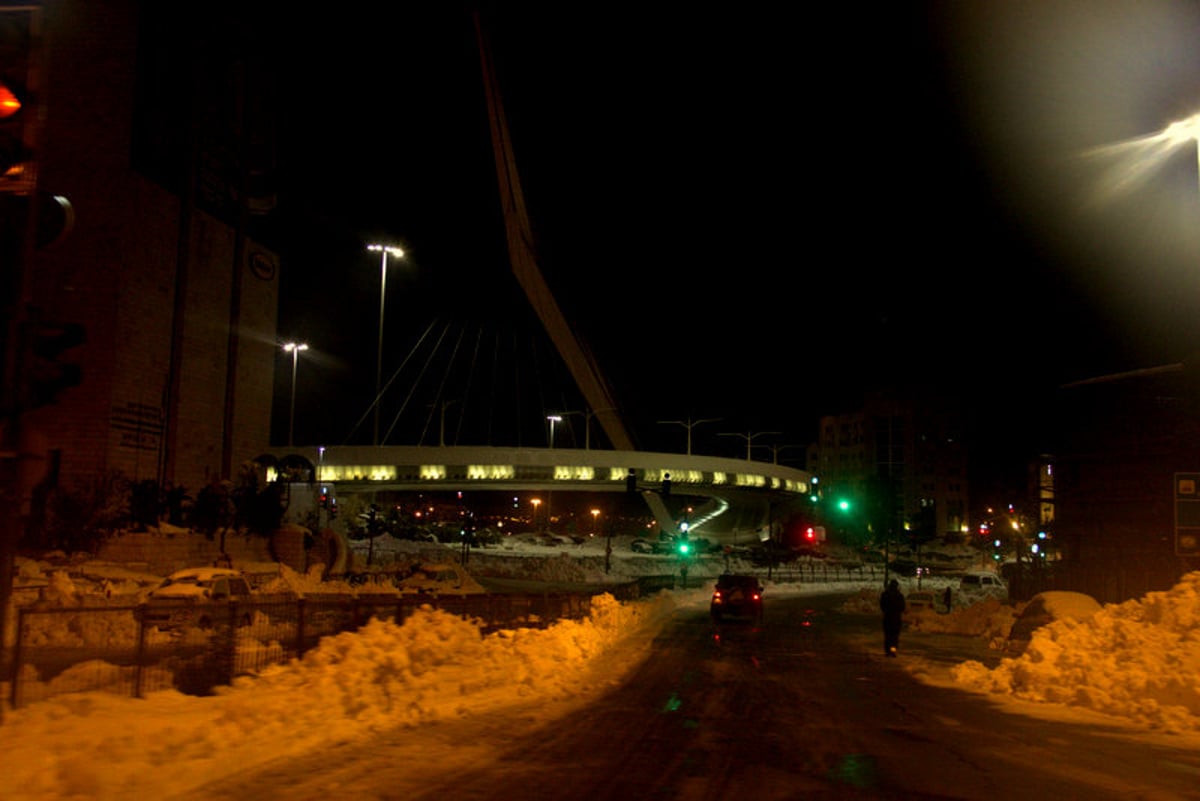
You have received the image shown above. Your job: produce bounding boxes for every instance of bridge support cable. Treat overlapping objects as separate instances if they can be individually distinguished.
[383,322,453,446]
[451,325,486,447]
[417,324,468,446]
[343,319,440,446]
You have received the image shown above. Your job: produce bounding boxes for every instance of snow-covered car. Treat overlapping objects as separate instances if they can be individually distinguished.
[396,563,487,596]
[140,566,255,631]
[905,590,938,613]
[958,571,1008,602]
[629,538,654,554]
[1005,591,1102,654]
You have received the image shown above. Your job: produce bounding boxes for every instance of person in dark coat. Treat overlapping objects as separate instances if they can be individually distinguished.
[880,579,906,656]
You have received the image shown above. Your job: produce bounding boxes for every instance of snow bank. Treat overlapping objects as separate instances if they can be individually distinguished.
[0,589,693,800]
[952,571,1200,732]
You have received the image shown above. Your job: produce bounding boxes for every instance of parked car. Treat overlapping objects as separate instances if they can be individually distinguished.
[396,563,487,596]
[630,538,654,554]
[140,567,255,631]
[710,574,764,623]
[905,589,939,613]
[958,570,1008,602]
[1006,591,1102,654]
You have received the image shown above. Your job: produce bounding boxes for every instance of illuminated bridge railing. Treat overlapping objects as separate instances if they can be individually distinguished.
[269,446,812,496]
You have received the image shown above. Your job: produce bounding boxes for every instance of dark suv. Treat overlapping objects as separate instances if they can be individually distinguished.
[710,574,764,623]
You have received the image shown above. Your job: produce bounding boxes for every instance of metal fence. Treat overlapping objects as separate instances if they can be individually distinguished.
[6,580,658,710]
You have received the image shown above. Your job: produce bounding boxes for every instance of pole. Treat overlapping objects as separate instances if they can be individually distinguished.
[373,248,387,446]
[287,347,299,447]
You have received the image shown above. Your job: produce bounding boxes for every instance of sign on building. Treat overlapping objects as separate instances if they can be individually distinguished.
[1173,473,1200,557]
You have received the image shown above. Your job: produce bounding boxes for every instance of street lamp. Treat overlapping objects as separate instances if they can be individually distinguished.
[367,243,405,446]
[531,498,542,533]
[282,342,309,447]
[1162,113,1200,200]
[718,429,782,461]
[591,508,600,536]
[657,416,721,455]
[547,414,563,448]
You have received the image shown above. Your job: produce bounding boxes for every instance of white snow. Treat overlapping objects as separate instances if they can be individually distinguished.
[5,535,1200,800]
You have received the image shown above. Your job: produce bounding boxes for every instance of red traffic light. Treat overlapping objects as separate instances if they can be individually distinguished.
[0,82,19,118]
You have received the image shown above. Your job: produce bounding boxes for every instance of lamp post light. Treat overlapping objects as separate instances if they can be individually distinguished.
[718,429,782,461]
[1162,112,1200,200]
[547,414,563,448]
[282,342,309,448]
[367,243,404,446]
[531,498,542,533]
[657,416,722,455]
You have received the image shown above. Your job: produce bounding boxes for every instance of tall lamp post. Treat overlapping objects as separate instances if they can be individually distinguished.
[658,416,721,455]
[719,429,782,461]
[367,243,404,446]
[282,342,308,447]
[546,414,563,448]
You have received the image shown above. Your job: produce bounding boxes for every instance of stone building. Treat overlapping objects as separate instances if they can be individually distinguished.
[13,1,279,502]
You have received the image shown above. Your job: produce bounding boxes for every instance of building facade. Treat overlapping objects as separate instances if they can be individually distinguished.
[16,1,279,501]
[807,388,969,546]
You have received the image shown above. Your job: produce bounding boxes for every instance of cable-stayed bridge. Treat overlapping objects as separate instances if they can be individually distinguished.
[268,17,811,542]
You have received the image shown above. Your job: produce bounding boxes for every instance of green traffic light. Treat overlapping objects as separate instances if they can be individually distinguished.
[678,542,690,555]
[837,499,851,512]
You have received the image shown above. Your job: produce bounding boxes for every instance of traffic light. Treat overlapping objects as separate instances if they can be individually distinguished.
[0,7,37,194]
[21,309,84,409]
[837,498,851,513]
[0,8,70,262]
[662,471,671,498]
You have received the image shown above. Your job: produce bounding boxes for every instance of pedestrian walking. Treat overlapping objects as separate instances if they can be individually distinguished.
[880,579,906,657]
[943,585,953,613]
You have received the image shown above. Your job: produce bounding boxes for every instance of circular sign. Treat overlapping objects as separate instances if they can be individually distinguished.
[250,251,276,281]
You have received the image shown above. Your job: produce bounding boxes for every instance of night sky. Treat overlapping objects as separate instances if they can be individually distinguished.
[261,3,1200,490]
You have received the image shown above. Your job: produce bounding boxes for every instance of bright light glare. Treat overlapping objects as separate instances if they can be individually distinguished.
[1082,112,1200,203]
[1162,113,1200,146]
[367,243,404,258]
[282,342,309,353]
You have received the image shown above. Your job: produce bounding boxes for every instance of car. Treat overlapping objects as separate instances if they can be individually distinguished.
[1005,591,1102,654]
[629,538,654,554]
[395,563,487,596]
[710,574,764,623]
[141,566,255,631]
[958,571,1008,602]
[905,589,938,613]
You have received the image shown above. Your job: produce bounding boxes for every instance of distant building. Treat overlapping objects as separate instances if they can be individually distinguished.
[14,1,279,504]
[806,388,968,546]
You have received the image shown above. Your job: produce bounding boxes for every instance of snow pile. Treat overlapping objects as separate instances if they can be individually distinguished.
[951,571,1200,733]
[257,562,371,596]
[907,597,1017,641]
[0,589,692,800]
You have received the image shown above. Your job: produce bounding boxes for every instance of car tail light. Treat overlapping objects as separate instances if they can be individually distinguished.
[712,591,723,604]
[752,593,761,602]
